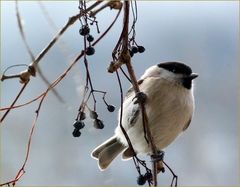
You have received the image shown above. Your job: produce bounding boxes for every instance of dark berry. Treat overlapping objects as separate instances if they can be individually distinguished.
[87,35,94,42]
[73,121,85,129]
[90,110,98,119]
[79,111,86,120]
[138,46,145,53]
[107,105,115,112]
[129,49,134,57]
[86,46,95,56]
[137,175,146,185]
[72,128,81,137]
[93,119,104,129]
[131,46,139,54]
[144,172,152,181]
[79,25,90,36]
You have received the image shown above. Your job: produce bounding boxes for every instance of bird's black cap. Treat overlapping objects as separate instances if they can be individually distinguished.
[158,62,192,75]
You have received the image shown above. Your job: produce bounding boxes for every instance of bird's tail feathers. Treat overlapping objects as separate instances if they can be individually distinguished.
[91,136,126,170]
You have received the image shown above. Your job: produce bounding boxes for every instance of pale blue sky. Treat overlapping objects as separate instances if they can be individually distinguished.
[1,1,239,186]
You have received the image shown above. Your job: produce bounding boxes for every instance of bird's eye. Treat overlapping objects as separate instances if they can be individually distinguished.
[171,68,176,73]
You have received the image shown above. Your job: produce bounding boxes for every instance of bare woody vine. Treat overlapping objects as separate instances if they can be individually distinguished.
[0,1,177,186]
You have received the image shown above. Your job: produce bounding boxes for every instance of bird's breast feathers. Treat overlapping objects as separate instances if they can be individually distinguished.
[115,77,194,153]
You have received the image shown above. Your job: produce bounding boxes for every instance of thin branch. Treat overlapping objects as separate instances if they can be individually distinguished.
[15,0,35,62]
[38,1,58,29]
[0,82,29,123]
[0,7,122,185]
[116,70,136,155]
[0,6,122,114]
[15,0,64,102]
[163,160,178,187]
[120,67,132,83]
[121,1,158,186]
[0,1,104,123]
[89,1,122,17]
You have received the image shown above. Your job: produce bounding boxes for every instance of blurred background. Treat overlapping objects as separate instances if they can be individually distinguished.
[1,1,239,186]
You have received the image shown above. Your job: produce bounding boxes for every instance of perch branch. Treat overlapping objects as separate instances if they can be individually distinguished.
[118,1,159,186]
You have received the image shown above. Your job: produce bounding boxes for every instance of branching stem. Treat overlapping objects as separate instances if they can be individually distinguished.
[120,1,159,186]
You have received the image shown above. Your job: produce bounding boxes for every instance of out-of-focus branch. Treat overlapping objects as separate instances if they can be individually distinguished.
[0,5,122,184]
[15,0,64,102]
[0,6,122,114]
[1,1,103,83]
[0,1,104,123]
[0,7,122,125]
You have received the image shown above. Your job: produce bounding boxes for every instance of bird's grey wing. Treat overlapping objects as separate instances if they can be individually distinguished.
[128,105,140,127]
[182,117,192,131]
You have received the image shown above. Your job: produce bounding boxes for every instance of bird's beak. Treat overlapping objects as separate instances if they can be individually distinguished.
[188,73,198,80]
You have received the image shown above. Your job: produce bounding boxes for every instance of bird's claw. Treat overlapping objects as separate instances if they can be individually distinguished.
[133,92,147,104]
[151,150,165,162]
[151,150,165,173]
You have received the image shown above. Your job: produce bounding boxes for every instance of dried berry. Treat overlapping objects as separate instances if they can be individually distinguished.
[72,128,81,137]
[138,46,145,53]
[107,105,115,112]
[79,111,86,120]
[93,119,104,129]
[90,110,98,119]
[86,46,95,56]
[79,25,90,36]
[137,175,146,185]
[131,46,139,54]
[73,121,85,130]
[87,34,94,42]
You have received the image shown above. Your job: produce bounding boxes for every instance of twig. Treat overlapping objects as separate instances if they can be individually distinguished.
[163,160,178,187]
[120,1,158,186]
[0,1,103,123]
[0,7,122,185]
[38,1,58,30]
[0,82,29,123]
[89,1,122,17]
[15,0,64,102]
[120,67,132,83]
[116,70,136,155]
[1,73,59,186]
[0,6,122,114]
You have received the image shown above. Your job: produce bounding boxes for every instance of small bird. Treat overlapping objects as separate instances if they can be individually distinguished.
[92,62,198,170]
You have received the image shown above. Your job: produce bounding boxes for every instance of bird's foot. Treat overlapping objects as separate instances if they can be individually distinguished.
[133,92,147,104]
[151,150,165,161]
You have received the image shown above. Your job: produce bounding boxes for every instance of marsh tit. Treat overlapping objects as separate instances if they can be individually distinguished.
[92,62,198,170]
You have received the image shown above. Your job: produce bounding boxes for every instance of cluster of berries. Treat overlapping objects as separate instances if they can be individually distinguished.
[129,45,145,57]
[79,25,95,56]
[72,111,86,137]
[72,104,115,137]
[137,171,152,185]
